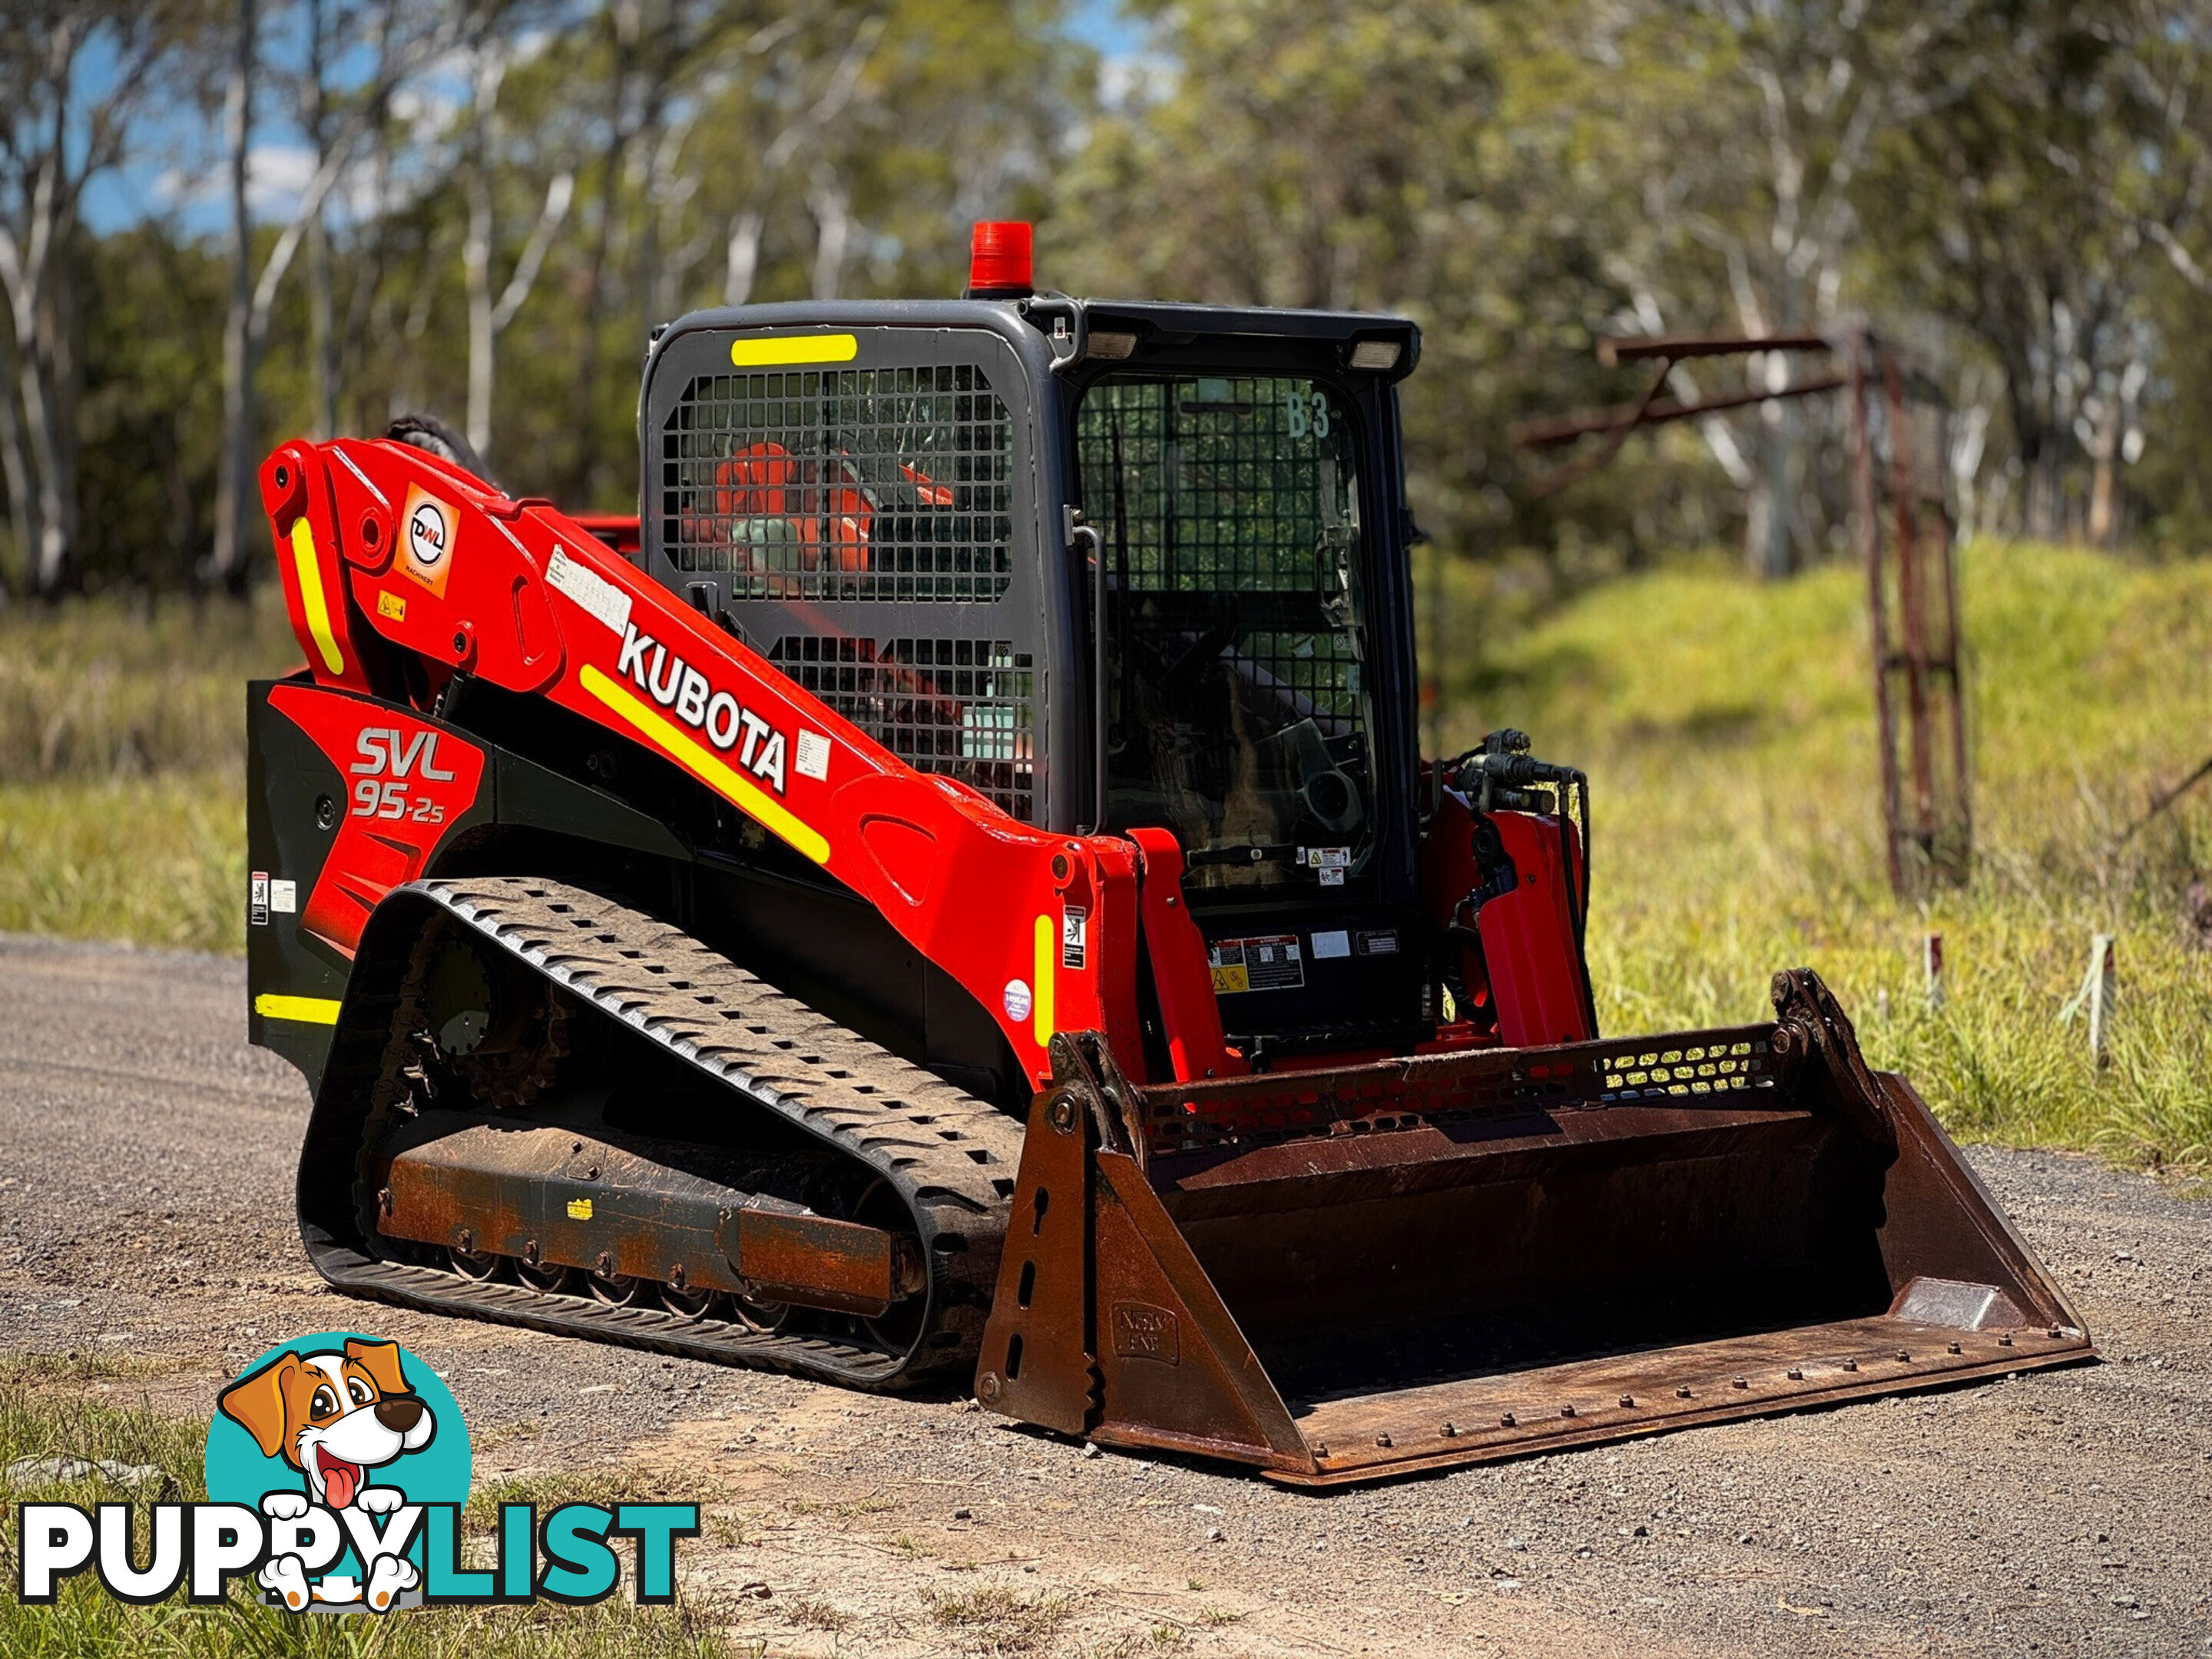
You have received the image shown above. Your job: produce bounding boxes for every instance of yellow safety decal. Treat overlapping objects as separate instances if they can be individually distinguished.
[729,332,859,369]
[290,520,346,675]
[1032,914,1055,1046]
[376,590,406,621]
[254,993,341,1025]
[567,1197,594,1220]
[579,664,832,865]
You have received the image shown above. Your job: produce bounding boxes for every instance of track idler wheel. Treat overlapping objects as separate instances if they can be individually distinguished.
[729,1293,793,1334]
[449,1235,503,1282]
[851,1178,927,1353]
[515,1243,575,1293]
[659,1283,725,1320]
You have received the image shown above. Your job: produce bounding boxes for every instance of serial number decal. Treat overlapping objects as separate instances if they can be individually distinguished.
[616,621,789,793]
[546,545,633,635]
[1207,934,1304,995]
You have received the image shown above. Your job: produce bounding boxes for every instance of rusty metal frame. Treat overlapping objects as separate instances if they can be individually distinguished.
[1850,333,1972,892]
[1516,330,1972,897]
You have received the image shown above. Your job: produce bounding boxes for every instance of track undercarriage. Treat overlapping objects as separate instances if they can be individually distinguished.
[301,878,1022,1388]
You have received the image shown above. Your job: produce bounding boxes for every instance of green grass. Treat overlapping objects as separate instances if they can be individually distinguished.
[0,773,250,949]
[0,1356,745,1657]
[0,591,297,952]
[1442,541,2212,1169]
[0,591,299,782]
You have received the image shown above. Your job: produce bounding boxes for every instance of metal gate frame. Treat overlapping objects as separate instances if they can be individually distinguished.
[1515,329,1972,898]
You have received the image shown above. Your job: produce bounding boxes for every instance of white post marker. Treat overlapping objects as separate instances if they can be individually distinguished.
[2088,933,2116,1069]
[2058,932,2118,1069]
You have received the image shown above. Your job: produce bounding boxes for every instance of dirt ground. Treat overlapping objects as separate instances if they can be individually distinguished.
[2,932,2208,1657]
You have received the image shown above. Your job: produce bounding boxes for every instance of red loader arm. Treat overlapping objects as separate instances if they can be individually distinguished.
[259,435,1176,1091]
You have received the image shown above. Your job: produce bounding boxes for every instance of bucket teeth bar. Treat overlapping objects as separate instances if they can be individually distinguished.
[978,969,2091,1484]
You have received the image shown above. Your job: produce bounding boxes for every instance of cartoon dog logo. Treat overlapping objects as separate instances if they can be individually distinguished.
[217,1338,435,1611]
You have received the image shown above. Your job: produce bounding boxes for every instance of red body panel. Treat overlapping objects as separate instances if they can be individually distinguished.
[263,443,379,697]
[1128,829,1245,1081]
[268,683,488,953]
[1479,810,1592,1048]
[1420,788,1593,1050]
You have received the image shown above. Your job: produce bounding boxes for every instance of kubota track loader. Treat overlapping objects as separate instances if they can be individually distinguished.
[244,222,2088,1483]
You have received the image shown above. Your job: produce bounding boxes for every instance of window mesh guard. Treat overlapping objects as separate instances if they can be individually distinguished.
[661,364,1015,603]
[1077,377,1364,734]
[768,635,1035,823]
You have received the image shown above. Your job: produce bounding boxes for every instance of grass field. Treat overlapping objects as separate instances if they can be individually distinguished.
[1439,541,2212,1170]
[0,591,298,952]
[2,543,2207,1167]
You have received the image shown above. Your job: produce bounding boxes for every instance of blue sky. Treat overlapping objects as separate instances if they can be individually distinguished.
[1067,0,1136,51]
[78,1,1143,238]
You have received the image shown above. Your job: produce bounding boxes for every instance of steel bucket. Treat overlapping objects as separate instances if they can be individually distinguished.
[978,969,2091,1484]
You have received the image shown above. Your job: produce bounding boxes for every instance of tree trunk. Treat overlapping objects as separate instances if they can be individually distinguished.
[464,143,495,462]
[211,0,258,595]
[43,260,80,594]
[632,106,667,351]
[1747,401,1800,580]
[2026,449,2060,541]
[17,327,71,597]
[309,214,335,439]
[564,12,632,508]
[305,0,334,439]
[566,156,621,504]
[724,208,763,307]
[809,173,849,303]
[2086,396,2118,547]
[0,332,32,601]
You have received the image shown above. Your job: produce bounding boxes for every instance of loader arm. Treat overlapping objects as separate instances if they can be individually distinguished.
[257,434,1196,1091]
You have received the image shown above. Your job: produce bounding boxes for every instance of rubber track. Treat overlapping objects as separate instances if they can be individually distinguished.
[301,877,1025,1389]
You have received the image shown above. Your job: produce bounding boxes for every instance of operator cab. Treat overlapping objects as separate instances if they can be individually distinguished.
[634,231,1426,1066]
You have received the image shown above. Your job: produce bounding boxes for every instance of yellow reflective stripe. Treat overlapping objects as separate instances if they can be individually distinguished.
[255,993,341,1025]
[729,333,859,368]
[1032,914,1055,1046]
[290,520,346,675]
[580,664,832,865]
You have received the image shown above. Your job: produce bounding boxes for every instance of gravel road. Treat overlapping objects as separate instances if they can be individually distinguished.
[2,932,2207,1657]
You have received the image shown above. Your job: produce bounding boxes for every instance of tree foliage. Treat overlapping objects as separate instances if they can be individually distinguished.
[6,0,2212,598]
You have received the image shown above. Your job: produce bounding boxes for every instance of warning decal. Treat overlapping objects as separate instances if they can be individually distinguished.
[1207,934,1304,995]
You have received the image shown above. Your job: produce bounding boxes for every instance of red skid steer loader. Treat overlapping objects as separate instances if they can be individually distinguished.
[244,223,2088,1484]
